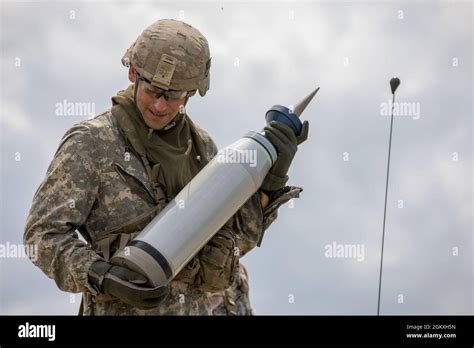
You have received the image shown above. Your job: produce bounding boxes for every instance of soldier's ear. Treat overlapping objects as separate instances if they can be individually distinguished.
[128,65,136,83]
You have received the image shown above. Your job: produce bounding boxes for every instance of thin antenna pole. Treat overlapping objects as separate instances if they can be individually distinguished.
[378,77,400,316]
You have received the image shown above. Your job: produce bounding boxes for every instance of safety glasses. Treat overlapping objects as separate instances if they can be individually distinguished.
[137,73,189,101]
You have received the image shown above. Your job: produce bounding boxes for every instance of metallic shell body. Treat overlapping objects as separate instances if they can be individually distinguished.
[111,133,277,287]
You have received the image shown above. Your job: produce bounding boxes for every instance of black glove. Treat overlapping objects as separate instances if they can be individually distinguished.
[88,260,168,309]
[260,120,309,192]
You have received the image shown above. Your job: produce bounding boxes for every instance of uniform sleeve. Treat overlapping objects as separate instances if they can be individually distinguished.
[24,125,104,294]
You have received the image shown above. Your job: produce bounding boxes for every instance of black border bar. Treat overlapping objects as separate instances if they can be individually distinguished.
[0,315,473,345]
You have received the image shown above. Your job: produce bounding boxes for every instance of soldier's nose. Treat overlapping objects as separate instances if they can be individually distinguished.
[152,96,168,112]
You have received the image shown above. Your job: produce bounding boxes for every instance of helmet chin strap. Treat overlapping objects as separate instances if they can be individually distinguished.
[180,90,197,112]
[182,95,190,108]
[133,74,143,120]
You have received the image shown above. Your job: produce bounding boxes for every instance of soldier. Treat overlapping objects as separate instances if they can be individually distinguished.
[24,19,308,315]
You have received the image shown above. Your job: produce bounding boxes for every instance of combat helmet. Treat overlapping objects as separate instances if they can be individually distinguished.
[122,19,211,97]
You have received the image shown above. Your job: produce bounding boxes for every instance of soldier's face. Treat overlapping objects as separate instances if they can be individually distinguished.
[136,87,186,130]
[128,66,189,130]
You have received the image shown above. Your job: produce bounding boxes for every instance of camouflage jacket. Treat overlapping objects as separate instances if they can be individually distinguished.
[209,263,254,315]
[24,109,302,315]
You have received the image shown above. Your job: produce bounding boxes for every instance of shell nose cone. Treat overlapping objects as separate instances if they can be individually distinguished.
[293,87,320,117]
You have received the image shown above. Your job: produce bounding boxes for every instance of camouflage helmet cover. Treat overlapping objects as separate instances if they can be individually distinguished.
[122,19,211,96]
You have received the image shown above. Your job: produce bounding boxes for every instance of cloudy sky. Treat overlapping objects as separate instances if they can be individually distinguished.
[0,0,472,315]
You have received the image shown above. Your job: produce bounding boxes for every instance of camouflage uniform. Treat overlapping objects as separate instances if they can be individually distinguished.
[209,263,254,315]
[24,109,302,315]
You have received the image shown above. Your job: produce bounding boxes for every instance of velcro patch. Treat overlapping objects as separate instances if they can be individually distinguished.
[153,54,177,89]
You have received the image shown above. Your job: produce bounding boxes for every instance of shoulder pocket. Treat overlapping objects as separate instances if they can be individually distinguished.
[195,229,239,292]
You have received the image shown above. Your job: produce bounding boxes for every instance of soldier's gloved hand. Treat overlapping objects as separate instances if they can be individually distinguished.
[260,120,309,192]
[88,260,168,309]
